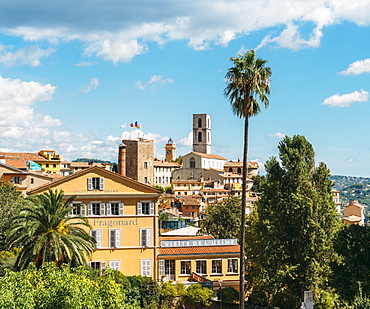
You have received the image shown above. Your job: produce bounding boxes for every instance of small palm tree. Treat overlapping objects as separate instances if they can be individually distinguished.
[224,50,272,308]
[7,189,95,270]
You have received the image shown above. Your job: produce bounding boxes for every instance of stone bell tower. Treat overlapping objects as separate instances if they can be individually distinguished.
[192,114,211,154]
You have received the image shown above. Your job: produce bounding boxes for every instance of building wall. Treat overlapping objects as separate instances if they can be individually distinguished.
[28,167,161,278]
[123,139,154,184]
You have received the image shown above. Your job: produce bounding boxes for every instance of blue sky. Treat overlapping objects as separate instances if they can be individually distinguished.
[1,1,370,177]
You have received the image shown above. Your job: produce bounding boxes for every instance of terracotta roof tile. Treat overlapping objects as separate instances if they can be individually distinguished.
[0,152,47,161]
[191,152,227,160]
[224,161,259,168]
[153,159,181,167]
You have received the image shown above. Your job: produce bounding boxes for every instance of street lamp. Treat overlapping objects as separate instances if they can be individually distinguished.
[218,280,223,309]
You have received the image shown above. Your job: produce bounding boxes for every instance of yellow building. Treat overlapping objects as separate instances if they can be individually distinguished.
[27,166,162,277]
[158,235,240,291]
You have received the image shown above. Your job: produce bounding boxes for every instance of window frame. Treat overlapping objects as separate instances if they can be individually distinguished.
[196,259,207,275]
[109,229,121,248]
[180,260,191,275]
[140,228,152,247]
[141,259,152,277]
[137,201,154,215]
[227,258,238,274]
[211,259,222,274]
[90,229,102,248]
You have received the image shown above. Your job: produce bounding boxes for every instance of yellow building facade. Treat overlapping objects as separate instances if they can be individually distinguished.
[27,166,162,277]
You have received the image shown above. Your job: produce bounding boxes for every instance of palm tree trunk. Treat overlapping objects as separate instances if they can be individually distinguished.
[239,115,249,309]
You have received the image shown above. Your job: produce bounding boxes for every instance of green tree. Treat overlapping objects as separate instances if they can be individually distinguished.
[224,50,272,307]
[331,224,370,302]
[245,135,340,308]
[199,197,241,239]
[0,180,27,249]
[7,189,96,270]
[159,281,186,309]
[184,284,213,308]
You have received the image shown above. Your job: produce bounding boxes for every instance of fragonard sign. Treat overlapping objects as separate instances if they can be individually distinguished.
[161,238,238,248]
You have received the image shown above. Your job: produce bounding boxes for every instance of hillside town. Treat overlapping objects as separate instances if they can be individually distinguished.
[0,113,367,308]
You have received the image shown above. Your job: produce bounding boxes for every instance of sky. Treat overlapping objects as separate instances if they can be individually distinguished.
[1,1,370,177]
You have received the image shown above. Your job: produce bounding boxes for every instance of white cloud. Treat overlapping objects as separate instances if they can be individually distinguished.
[322,89,369,107]
[135,75,174,90]
[1,0,368,62]
[340,58,370,76]
[268,132,286,139]
[178,131,193,147]
[81,77,99,94]
[0,45,55,67]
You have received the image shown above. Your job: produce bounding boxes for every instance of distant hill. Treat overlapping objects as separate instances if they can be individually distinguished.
[330,176,370,212]
[72,158,112,164]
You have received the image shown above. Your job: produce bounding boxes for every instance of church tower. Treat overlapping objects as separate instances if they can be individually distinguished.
[164,138,176,162]
[192,114,211,154]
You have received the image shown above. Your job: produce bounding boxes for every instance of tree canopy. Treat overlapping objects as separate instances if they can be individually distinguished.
[7,189,96,270]
[245,135,340,308]
[199,197,241,239]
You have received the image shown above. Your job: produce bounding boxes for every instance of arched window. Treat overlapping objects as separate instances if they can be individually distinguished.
[237,167,242,174]
[228,168,233,172]
[198,132,202,142]
[198,118,202,128]
[190,157,195,168]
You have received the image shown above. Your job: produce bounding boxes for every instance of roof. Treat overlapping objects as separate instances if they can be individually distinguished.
[158,236,240,256]
[342,215,363,223]
[27,166,162,195]
[224,161,259,168]
[189,152,227,161]
[153,159,181,167]
[161,226,202,236]
[0,162,28,174]
[180,196,201,205]
[172,179,203,184]
[0,152,47,162]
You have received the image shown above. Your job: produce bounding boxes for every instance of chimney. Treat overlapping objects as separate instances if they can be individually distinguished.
[118,142,127,176]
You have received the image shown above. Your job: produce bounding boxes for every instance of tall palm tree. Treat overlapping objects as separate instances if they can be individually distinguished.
[7,189,95,270]
[224,50,272,308]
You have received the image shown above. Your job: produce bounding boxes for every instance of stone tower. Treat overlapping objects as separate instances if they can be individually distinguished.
[164,138,176,162]
[120,138,154,184]
[117,142,126,176]
[192,114,211,154]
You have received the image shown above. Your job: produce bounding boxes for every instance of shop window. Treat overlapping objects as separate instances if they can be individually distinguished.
[227,258,238,273]
[196,260,207,274]
[212,259,222,274]
[180,260,191,275]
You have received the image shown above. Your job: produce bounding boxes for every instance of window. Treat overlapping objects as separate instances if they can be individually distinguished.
[144,177,148,184]
[237,167,242,174]
[88,177,104,190]
[196,260,207,274]
[190,158,195,168]
[72,203,86,216]
[88,202,104,216]
[91,230,102,248]
[140,228,152,247]
[109,229,120,248]
[180,260,191,275]
[46,164,49,168]
[106,202,123,216]
[144,162,148,169]
[11,176,22,184]
[159,260,175,277]
[53,164,56,168]
[198,118,202,128]
[198,132,202,142]
[212,259,222,274]
[109,260,120,271]
[141,259,152,277]
[31,178,34,184]
[88,261,106,271]
[137,202,154,215]
[228,168,233,172]
[227,258,238,273]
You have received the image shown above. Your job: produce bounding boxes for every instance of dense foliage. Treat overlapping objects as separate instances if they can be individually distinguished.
[184,284,214,308]
[0,181,27,250]
[199,197,241,239]
[245,135,341,308]
[7,189,96,270]
[331,224,370,302]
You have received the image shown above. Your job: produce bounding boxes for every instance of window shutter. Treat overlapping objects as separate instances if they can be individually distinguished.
[119,202,124,215]
[88,178,93,190]
[115,230,120,248]
[11,177,14,183]
[96,230,102,248]
[150,202,154,215]
[100,203,105,216]
[80,203,86,216]
[99,177,104,190]
[159,260,165,277]
[88,203,92,216]
[106,202,111,216]
[147,260,152,277]
[147,229,152,246]
[137,202,142,215]
[87,262,91,267]
[101,261,106,271]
